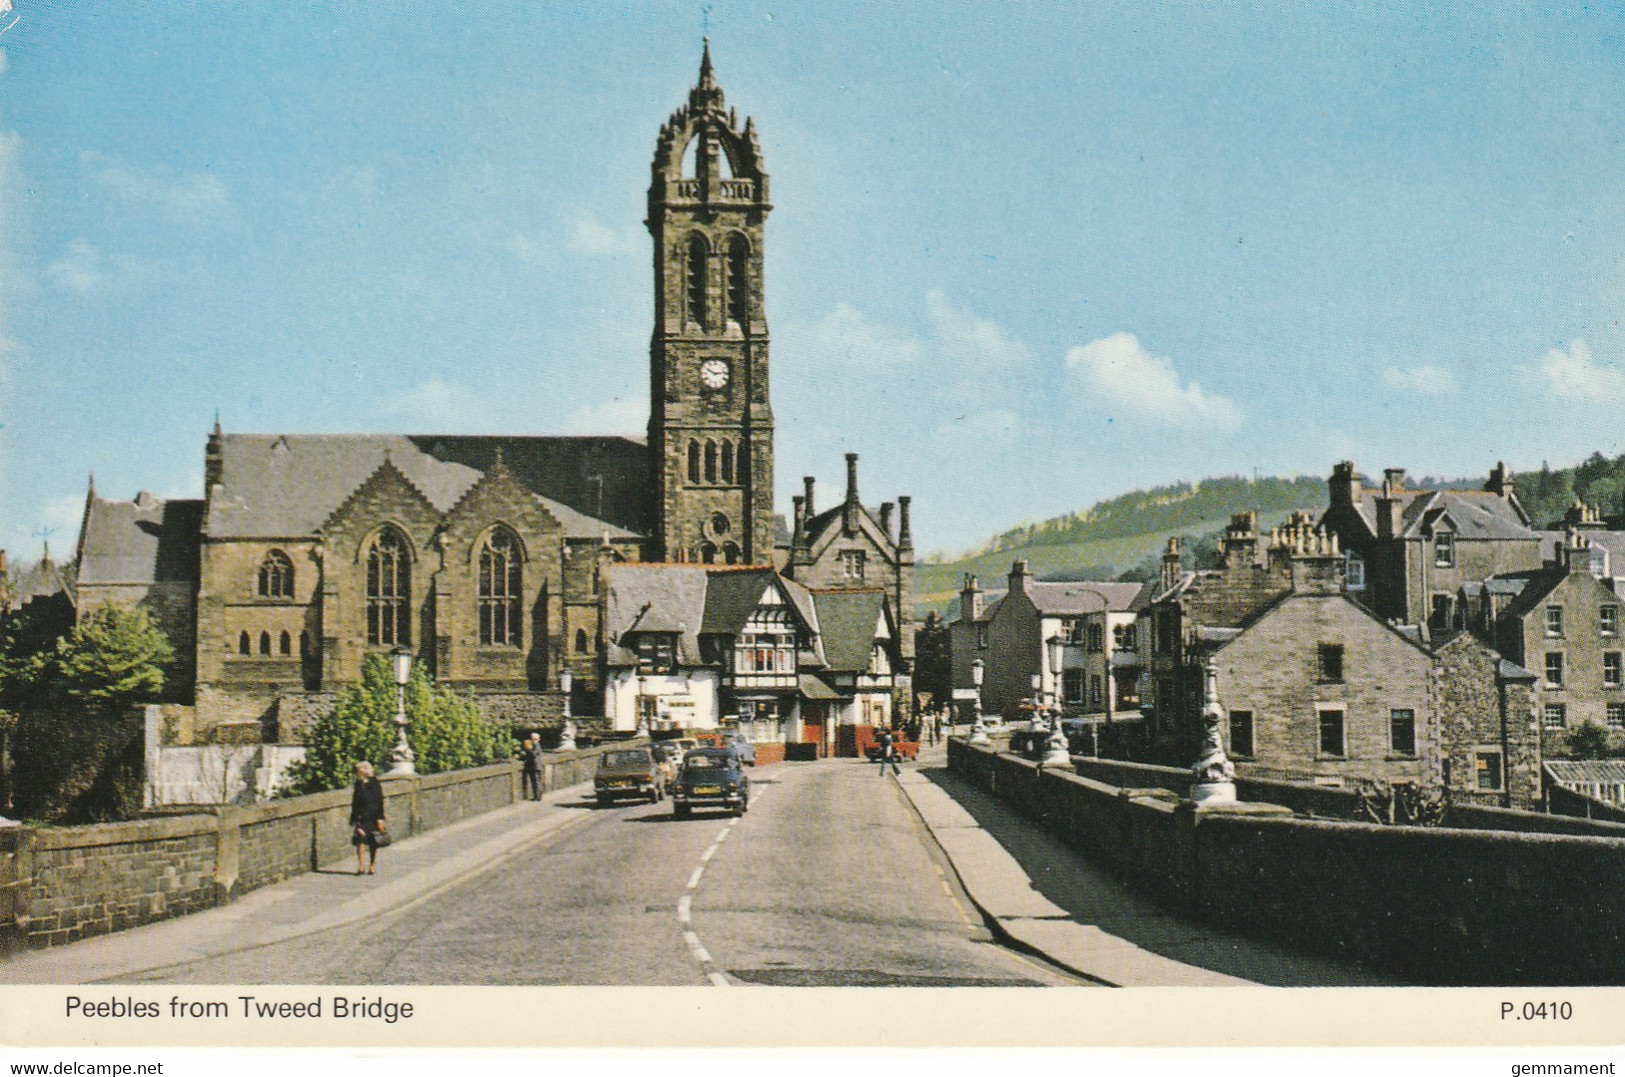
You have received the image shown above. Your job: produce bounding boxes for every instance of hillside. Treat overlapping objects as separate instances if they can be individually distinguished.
[915,453,1625,619]
[916,475,1326,616]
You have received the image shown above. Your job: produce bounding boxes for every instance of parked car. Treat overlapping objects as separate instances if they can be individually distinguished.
[594,748,664,805]
[673,748,749,818]
[722,730,756,766]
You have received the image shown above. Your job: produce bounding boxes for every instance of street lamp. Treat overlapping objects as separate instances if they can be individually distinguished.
[1041,636,1071,767]
[969,658,990,745]
[557,666,577,750]
[387,645,416,776]
[636,671,650,737]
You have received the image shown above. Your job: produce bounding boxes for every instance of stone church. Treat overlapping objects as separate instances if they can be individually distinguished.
[70,45,914,742]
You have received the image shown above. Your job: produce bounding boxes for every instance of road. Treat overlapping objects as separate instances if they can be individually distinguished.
[117,758,1078,987]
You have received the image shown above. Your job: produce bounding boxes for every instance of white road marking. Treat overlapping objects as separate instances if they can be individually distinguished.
[673,771,766,987]
[707,971,731,987]
[700,844,717,863]
[714,829,729,843]
[687,866,704,890]
[676,895,691,924]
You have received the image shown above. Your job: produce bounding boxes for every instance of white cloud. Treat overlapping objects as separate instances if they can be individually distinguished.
[927,290,1028,367]
[1065,331,1243,432]
[803,303,923,366]
[41,493,84,537]
[46,240,105,293]
[1382,364,1456,395]
[1540,339,1625,404]
[567,210,642,258]
[81,150,227,212]
[561,395,647,435]
[385,378,494,430]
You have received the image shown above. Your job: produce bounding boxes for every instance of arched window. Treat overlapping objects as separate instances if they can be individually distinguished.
[478,527,523,647]
[726,237,749,327]
[257,549,294,598]
[366,527,411,646]
[686,236,708,328]
[259,631,272,656]
[687,440,701,484]
[736,441,747,483]
[705,440,718,484]
[279,630,292,656]
[723,542,741,565]
[720,439,734,484]
[575,628,590,654]
[700,542,718,564]
[238,631,251,655]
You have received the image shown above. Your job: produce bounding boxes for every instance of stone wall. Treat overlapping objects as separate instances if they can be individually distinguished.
[952,739,1625,984]
[0,742,627,952]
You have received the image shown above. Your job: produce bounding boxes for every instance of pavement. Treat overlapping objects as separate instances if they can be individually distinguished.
[0,780,598,984]
[1,746,1392,987]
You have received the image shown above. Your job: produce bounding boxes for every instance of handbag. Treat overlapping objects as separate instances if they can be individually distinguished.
[372,820,393,848]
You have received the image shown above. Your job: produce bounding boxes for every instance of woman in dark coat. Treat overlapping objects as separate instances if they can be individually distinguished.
[350,760,386,875]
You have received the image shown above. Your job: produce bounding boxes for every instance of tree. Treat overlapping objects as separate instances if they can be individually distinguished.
[1566,721,1611,761]
[281,653,510,796]
[21,604,172,715]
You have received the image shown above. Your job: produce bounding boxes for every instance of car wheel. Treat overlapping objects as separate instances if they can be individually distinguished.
[596,794,611,807]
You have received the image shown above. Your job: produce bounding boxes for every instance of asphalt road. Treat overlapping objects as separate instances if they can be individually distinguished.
[119,759,1077,987]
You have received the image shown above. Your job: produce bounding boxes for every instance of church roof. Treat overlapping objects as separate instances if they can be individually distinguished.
[13,550,74,605]
[78,492,204,586]
[206,434,647,540]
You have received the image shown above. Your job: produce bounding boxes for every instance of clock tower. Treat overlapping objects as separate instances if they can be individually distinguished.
[647,42,774,565]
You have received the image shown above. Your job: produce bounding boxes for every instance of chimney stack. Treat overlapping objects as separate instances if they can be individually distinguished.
[880,501,894,542]
[843,453,860,533]
[961,573,984,621]
[1329,460,1359,507]
[803,475,816,519]
[898,496,913,550]
[1160,537,1182,594]
[792,495,805,542]
[1485,461,1512,498]
[1010,559,1030,593]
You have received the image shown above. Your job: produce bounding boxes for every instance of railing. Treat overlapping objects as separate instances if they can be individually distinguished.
[719,179,754,199]
[668,178,755,201]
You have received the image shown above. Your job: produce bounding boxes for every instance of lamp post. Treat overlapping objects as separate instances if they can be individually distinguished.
[1190,655,1236,804]
[969,658,989,745]
[636,672,650,737]
[557,666,576,751]
[387,645,416,776]
[1042,636,1071,767]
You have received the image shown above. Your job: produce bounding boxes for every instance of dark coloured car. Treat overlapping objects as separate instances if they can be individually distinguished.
[595,748,664,805]
[672,748,749,818]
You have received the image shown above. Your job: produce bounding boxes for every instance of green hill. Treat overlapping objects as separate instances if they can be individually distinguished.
[916,475,1327,616]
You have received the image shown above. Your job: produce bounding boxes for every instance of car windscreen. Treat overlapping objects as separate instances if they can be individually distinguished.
[600,751,647,767]
[684,758,731,775]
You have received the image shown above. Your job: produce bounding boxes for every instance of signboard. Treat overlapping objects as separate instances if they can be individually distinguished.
[952,688,979,701]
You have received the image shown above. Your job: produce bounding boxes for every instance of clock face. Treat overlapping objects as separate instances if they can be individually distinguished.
[700,358,730,389]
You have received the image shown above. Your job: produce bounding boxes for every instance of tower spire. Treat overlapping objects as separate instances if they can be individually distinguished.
[698,37,715,90]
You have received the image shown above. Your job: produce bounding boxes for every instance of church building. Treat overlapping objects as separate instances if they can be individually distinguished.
[70,45,915,743]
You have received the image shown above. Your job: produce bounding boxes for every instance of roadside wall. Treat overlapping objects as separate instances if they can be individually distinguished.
[950,738,1625,984]
[0,742,626,953]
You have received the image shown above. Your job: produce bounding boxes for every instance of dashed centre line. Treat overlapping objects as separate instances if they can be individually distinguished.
[671,782,764,987]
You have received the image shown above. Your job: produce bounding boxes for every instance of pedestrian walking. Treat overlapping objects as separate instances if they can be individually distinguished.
[349,760,386,876]
[875,728,901,778]
[521,735,543,801]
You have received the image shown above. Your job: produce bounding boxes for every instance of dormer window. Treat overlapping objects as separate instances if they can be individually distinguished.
[1433,532,1456,568]
[632,633,678,673]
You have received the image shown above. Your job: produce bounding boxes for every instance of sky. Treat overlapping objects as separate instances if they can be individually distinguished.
[1,3,1623,563]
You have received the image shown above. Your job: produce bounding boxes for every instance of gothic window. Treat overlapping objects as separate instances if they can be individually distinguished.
[736,441,747,482]
[705,440,718,484]
[238,631,250,655]
[711,512,730,535]
[700,541,718,564]
[723,542,741,565]
[726,237,750,326]
[366,527,411,647]
[686,236,708,328]
[257,549,294,598]
[687,440,701,484]
[478,528,523,648]
[720,439,734,484]
[575,628,590,654]
[259,631,272,656]
[279,630,292,656]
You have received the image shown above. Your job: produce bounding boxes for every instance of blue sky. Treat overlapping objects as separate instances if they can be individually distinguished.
[2,3,1623,562]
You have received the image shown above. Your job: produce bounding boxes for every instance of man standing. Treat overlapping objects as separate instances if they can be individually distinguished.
[521,736,543,801]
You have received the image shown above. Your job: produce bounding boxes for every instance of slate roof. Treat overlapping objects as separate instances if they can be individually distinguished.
[811,589,888,672]
[1545,760,1625,786]
[1537,530,1625,571]
[602,564,826,669]
[1350,488,1534,541]
[13,552,72,605]
[78,494,204,586]
[1026,580,1148,616]
[206,434,646,540]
